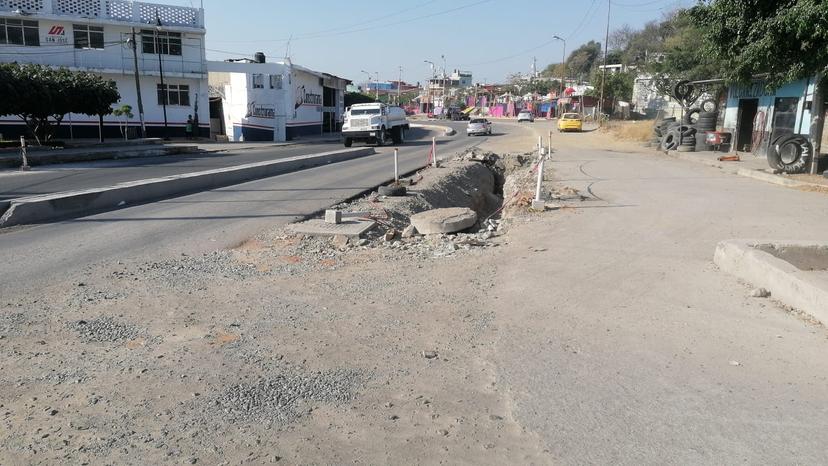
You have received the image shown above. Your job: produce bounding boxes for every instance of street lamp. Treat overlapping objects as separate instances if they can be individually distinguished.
[553,35,566,117]
[424,60,435,114]
[155,11,169,139]
[361,69,379,100]
[441,54,447,107]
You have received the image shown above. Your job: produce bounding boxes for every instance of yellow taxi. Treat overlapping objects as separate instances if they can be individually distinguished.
[557,113,583,132]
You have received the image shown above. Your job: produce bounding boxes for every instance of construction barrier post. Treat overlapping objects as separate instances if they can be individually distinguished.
[394,148,399,181]
[432,137,437,168]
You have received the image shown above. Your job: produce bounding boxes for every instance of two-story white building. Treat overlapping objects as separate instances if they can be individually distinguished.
[0,0,208,138]
[208,56,349,142]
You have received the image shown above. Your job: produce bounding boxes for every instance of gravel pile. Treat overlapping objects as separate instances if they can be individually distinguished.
[70,317,141,343]
[212,368,365,424]
[137,251,265,286]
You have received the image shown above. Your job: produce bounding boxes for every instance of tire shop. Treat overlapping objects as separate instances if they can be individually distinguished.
[721,77,819,173]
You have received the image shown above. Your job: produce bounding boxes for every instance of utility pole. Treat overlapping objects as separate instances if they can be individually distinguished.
[155,11,169,139]
[598,0,611,126]
[130,28,146,138]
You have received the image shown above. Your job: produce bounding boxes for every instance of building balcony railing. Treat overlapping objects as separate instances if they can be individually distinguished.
[0,0,204,28]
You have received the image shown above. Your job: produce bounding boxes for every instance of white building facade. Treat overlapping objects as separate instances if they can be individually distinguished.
[0,0,208,138]
[208,59,349,142]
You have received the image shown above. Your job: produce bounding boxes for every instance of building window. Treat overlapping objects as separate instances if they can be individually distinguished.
[269,74,282,89]
[252,74,264,89]
[0,19,40,46]
[157,84,190,107]
[73,25,104,50]
[141,29,182,56]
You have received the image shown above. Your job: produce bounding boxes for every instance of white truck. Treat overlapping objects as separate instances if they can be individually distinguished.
[342,103,410,147]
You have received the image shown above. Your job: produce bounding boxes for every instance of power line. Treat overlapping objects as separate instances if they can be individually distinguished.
[212,0,440,44]
[209,0,491,44]
[566,0,600,41]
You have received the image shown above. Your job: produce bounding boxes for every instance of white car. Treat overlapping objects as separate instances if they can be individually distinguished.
[466,118,492,136]
[517,110,534,123]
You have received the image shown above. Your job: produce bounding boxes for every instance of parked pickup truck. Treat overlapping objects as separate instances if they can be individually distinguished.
[342,103,410,147]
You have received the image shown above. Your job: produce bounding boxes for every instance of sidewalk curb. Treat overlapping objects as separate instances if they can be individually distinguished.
[0,147,375,228]
[667,151,827,191]
[714,239,828,324]
[0,145,200,169]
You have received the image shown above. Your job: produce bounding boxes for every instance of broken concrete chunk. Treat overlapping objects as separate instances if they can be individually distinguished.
[384,229,399,242]
[410,208,478,235]
[401,224,418,238]
[331,235,349,249]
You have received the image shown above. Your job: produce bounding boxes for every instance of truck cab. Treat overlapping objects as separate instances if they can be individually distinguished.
[342,103,410,147]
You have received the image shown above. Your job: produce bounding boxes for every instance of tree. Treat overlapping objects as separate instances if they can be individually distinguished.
[566,41,603,82]
[689,0,828,172]
[0,64,119,144]
[587,70,635,113]
[113,104,134,140]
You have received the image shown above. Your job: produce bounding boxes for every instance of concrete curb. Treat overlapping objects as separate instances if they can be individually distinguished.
[667,151,827,191]
[714,239,828,324]
[0,145,200,169]
[0,147,375,227]
[410,123,456,137]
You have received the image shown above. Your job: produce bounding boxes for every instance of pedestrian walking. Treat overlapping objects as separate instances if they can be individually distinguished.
[185,115,194,140]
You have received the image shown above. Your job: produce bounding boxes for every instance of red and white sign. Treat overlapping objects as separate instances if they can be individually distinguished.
[45,25,68,44]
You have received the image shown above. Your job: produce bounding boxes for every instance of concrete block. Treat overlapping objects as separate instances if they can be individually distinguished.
[410,207,477,234]
[714,239,828,324]
[325,210,342,224]
[531,200,546,211]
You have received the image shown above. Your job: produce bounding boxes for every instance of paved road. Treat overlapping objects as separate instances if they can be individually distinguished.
[0,121,481,294]
[494,123,828,464]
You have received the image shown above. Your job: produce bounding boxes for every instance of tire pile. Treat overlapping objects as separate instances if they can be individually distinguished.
[651,96,718,153]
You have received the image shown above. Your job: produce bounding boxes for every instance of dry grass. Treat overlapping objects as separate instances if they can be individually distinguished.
[602,120,655,142]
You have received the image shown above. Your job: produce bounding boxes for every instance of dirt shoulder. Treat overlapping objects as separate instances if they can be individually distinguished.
[0,128,553,464]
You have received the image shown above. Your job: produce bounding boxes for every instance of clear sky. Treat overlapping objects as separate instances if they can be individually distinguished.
[166,0,693,84]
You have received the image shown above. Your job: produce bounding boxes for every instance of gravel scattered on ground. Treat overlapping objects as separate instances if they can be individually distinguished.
[211,368,367,424]
[70,317,142,343]
[137,250,265,287]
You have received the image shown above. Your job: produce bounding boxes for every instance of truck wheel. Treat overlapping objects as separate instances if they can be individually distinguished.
[344,138,352,148]
[376,127,386,146]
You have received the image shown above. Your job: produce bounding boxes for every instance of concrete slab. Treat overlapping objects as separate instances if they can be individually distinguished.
[714,239,828,324]
[290,218,377,238]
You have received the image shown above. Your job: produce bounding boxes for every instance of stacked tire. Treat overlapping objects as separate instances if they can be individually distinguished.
[660,121,682,151]
[652,117,676,148]
[691,101,717,151]
[676,125,697,152]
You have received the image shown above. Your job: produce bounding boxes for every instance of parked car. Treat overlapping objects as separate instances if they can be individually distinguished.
[557,112,583,132]
[517,110,534,123]
[466,118,492,136]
